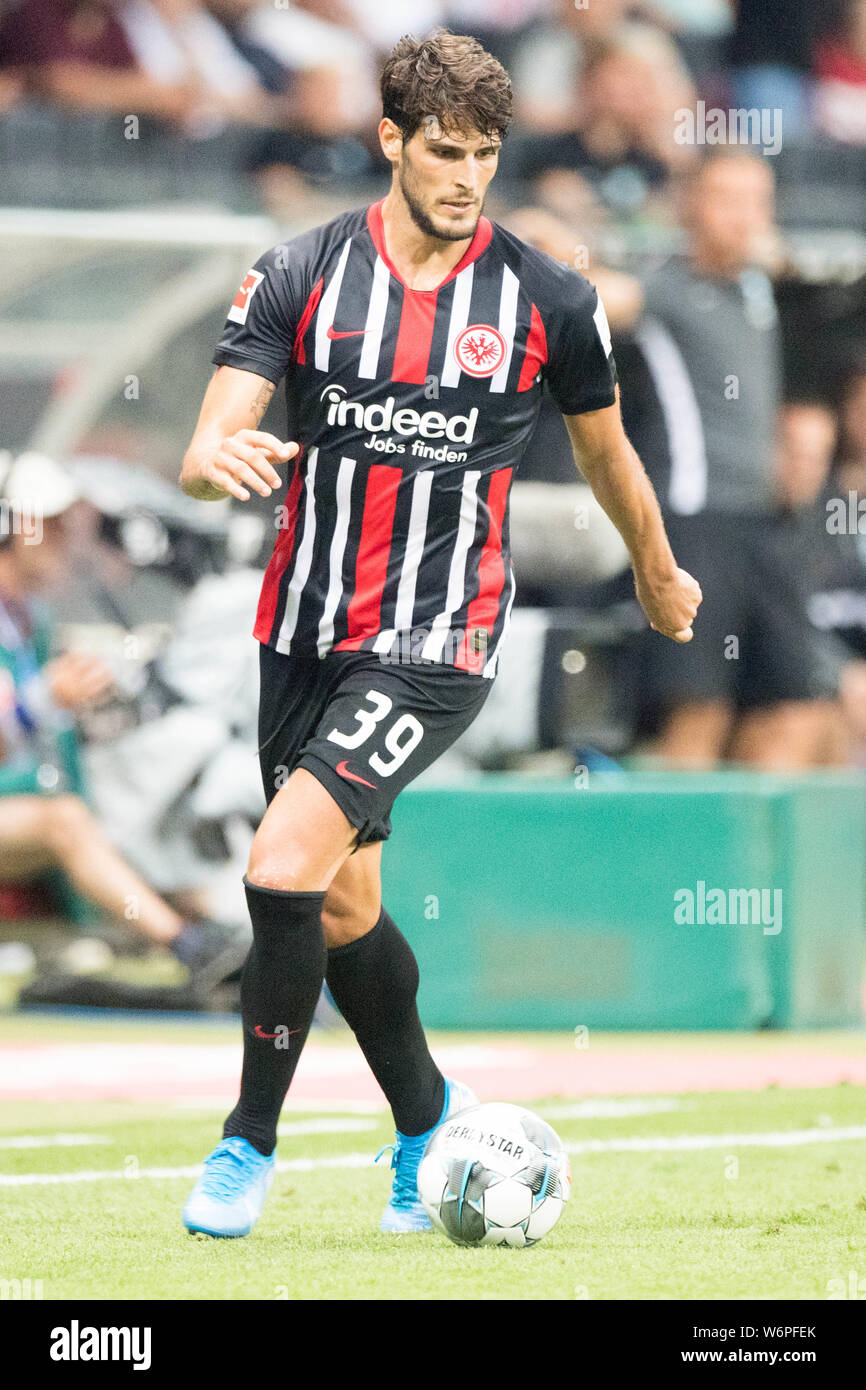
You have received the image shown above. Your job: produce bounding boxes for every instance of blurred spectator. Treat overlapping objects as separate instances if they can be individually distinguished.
[117,0,283,136]
[206,0,380,197]
[613,150,838,768]
[204,0,294,94]
[0,450,245,977]
[815,0,866,145]
[0,0,296,135]
[728,0,818,142]
[230,1,380,134]
[0,0,197,123]
[642,1,732,94]
[221,0,383,135]
[505,6,695,215]
[299,0,443,54]
[442,0,550,70]
[509,0,692,136]
[0,0,379,200]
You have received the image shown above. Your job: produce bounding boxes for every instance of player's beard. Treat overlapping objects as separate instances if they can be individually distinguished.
[399,159,481,243]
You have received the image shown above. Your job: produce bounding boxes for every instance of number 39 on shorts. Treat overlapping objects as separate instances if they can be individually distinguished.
[325,690,424,777]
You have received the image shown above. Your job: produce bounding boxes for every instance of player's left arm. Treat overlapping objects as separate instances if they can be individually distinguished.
[563,392,702,643]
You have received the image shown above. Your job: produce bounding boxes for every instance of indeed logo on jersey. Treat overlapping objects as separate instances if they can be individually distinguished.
[321,386,478,454]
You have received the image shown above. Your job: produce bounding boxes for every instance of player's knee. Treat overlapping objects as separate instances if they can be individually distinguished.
[246,854,298,892]
[246,841,322,893]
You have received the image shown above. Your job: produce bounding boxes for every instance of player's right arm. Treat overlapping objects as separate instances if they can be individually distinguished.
[179,366,299,503]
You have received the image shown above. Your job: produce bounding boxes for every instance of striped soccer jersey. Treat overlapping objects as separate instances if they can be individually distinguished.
[213,199,618,677]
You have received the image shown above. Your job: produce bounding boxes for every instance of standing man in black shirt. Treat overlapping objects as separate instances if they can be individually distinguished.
[621,149,837,766]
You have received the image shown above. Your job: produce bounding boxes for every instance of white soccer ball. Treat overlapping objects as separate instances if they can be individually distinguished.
[417,1101,570,1248]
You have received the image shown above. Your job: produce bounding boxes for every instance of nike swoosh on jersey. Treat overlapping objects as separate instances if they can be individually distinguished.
[326,324,369,339]
[335,759,378,788]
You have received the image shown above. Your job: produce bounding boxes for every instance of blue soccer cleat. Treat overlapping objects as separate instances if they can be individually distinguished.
[377,1077,477,1234]
[182,1136,275,1238]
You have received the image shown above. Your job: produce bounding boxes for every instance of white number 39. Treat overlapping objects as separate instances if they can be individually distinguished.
[326,689,424,778]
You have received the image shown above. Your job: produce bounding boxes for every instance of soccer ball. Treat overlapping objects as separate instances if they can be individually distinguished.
[417,1102,570,1248]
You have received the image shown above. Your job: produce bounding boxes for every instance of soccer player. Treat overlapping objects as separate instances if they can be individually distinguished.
[179,30,701,1238]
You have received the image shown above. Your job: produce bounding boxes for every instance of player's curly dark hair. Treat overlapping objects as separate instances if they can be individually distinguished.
[380,30,513,145]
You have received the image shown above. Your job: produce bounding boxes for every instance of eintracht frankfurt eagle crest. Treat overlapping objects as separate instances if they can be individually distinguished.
[453,324,507,378]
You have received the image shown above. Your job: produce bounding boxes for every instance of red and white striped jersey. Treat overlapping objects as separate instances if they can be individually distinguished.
[213,199,617,676]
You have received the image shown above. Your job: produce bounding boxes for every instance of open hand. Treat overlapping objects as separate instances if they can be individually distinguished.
[203,430,299,503]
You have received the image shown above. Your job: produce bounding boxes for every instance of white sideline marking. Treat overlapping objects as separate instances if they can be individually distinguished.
[539,1099,682,1120]
[0,1154,373,1186]
[0,1133,112,1150]
[276,1119,375,1137]
[565,1126,866,1155]
[3,1124,866,1187]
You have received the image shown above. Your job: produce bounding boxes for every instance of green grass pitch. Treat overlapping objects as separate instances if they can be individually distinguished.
[1,1042,865,1300]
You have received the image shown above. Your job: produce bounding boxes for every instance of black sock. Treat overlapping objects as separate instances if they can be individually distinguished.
[223,877,326,1156]
[326,908,444,1136]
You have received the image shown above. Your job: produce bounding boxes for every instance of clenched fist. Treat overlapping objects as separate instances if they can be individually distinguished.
[634,565,702,643]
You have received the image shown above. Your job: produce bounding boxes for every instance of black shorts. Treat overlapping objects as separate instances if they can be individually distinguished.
[257,643,493,845]
[642,512,837,711]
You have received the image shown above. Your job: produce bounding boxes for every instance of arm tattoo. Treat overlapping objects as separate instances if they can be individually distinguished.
[249,381,276,425]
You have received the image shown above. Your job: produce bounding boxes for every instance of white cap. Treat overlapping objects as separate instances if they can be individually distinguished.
[1,452,80,519]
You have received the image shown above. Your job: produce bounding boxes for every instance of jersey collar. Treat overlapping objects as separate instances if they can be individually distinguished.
[366,198,493,294]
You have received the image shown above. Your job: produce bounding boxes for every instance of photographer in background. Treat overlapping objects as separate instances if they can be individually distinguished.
[0,451,243,982]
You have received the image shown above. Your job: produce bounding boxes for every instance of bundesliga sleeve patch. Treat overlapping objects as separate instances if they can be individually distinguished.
[227,268,265,325]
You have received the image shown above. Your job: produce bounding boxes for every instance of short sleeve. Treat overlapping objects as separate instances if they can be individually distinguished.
[212,246,300,387]
[544,272,618,416]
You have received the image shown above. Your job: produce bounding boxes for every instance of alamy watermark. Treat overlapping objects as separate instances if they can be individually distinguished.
[50,1321,151,1370]
[674,102,783,157]
[0,1276,43,1299]
[826,492,866,534]
[377,625,490,668]
[827,1270,866,1299]
[674,881,782,935]
[0,499,43,545]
